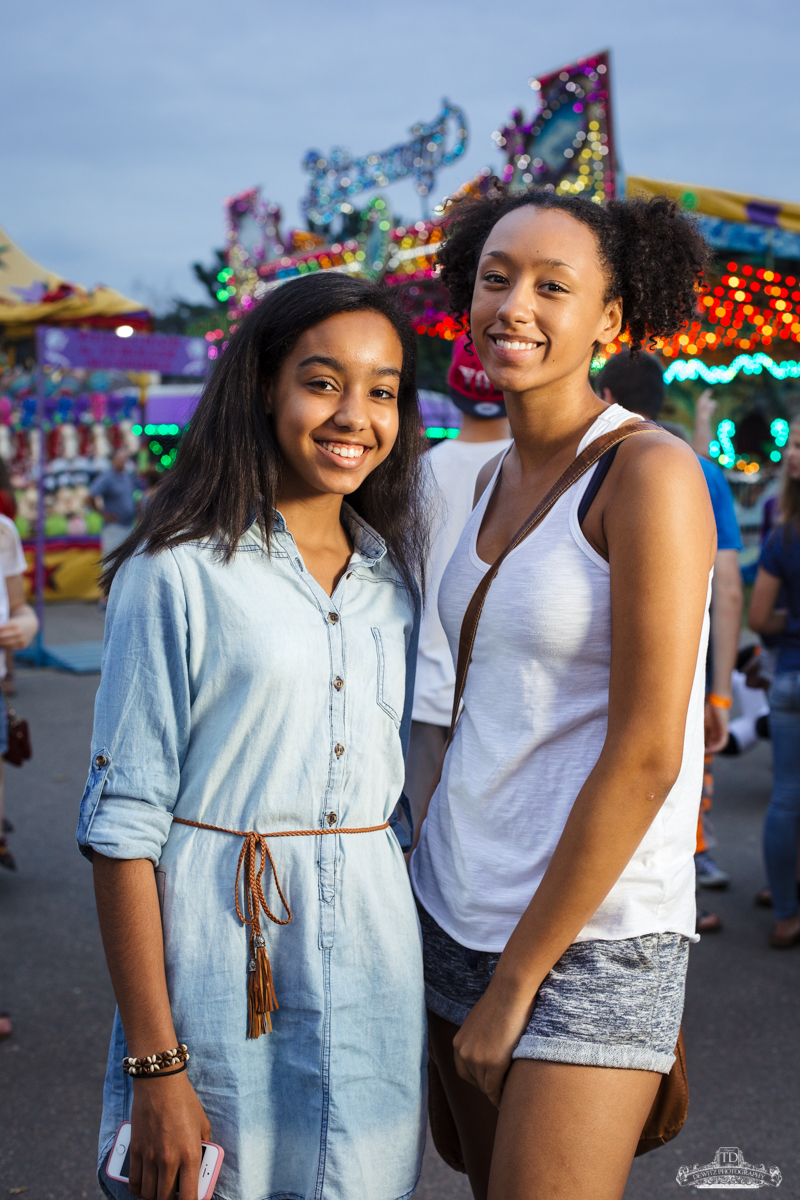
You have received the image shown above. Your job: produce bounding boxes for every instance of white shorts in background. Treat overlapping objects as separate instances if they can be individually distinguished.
[100,523,134,559]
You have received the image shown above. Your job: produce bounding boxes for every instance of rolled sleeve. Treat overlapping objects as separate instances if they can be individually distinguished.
[77,548,190,865]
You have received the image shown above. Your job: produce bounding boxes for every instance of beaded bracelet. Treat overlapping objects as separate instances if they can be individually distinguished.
[123,1044,189,1077]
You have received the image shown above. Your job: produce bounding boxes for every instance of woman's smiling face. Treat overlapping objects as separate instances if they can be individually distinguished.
[268,310,404,498]
[470,206,622,395]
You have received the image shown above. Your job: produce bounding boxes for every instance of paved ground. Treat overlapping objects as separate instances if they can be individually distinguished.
[1,604,798,1199]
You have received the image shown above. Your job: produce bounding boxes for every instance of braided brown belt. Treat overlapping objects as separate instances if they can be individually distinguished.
[172,815,391,1038]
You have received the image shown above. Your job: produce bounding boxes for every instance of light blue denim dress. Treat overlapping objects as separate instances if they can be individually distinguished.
[77,507,427,1200]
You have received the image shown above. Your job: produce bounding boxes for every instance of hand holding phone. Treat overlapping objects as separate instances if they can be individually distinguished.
[109,1070,215,1200]
[107,1123,224,1200]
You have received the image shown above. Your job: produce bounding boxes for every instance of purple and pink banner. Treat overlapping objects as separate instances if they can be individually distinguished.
[36,327,210,376]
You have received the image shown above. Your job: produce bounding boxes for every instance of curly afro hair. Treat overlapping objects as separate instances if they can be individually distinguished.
[436,182,710,357]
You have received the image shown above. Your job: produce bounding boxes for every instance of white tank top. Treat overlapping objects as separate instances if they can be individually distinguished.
[411,404,709,950]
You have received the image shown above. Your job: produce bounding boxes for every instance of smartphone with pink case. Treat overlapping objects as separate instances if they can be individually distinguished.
[107,1122,224,1199]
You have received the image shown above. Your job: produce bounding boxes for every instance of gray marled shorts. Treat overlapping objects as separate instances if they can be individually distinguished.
[417,902,689,1074]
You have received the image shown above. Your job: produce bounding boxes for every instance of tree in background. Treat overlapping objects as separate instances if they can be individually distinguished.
[153,249,231,339]
[192,249,230,308]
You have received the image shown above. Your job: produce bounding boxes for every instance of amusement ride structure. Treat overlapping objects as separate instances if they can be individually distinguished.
[2,48,800,610]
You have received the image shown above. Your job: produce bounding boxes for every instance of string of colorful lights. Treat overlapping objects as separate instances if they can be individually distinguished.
[707,415,789,472]
[604,261,800,360]
[663,351,800,385]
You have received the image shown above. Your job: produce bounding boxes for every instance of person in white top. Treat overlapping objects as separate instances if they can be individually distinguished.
[410,188,714,1199]
[0,514,39,871]
[405,335,510,830]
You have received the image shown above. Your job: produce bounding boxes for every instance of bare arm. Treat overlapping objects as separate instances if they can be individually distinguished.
[748,566,785,636]
[453,436,715,1106]
[0,575,38,649]
[705,548,744,752]
[692,388,716,457]
[93,854,209,1200]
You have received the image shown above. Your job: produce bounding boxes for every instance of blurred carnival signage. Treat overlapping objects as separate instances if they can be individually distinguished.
[493,50,617,201]
[36,327,209,375]
[301,100,469,226]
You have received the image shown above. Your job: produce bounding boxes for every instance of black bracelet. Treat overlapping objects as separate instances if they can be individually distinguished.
[127,1063,187,1079]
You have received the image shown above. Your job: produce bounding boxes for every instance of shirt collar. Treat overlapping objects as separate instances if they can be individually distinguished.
[340,503,387,566]
[248,505,387,567]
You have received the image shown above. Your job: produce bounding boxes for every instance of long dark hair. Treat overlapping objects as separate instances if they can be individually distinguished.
[102,274,427,593]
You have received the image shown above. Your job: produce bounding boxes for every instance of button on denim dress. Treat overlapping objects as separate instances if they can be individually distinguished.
[77,507,427,1200]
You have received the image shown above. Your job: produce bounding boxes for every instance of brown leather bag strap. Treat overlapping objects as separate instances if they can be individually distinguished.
[447,420,661,738]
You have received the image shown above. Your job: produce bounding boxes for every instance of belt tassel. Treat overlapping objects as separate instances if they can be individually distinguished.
[249,934,278,1037]
[237,832,292,1040]
[171,815,391,1040]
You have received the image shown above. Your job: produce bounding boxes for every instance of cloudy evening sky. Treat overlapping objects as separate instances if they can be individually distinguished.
[3,0,798,310]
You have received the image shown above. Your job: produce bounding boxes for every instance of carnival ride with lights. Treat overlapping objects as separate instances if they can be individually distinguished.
[220,57,617,342]
[214,48,800,553]
[3,47,800,609]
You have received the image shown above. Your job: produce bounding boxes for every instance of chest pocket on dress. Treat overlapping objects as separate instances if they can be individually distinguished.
[371,626,404,727]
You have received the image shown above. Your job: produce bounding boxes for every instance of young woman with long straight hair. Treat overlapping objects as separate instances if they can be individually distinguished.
[749,415,800,947]
[78,274,429,1200]
[410,188,714,1200]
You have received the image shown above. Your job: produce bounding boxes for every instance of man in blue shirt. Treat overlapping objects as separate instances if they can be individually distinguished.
[89,449,139,559]
[595,353,743,922]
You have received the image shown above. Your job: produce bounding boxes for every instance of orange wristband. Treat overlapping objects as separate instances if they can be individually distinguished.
[708,693,732,710]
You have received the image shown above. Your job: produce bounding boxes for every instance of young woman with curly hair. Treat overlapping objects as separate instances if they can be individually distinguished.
[78,274,429,1200]
[410,187,714,1199]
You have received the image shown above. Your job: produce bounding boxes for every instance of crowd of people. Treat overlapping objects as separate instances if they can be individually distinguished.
[2,183,799,1200]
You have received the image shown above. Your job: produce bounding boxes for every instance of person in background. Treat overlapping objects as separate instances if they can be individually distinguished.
[0,513,39,871]
[594,353,743,930]
[0,512,38,1040]
[691,387,717,460]
[140,466,162,508]
[749,415,800,948]
[88,448,139,560]
[0,458,19,696]
[0,458,17,522]
[405,335,511,829]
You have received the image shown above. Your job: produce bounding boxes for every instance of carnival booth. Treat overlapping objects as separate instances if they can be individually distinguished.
[0,224,155,606]
[0,229,212,667]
